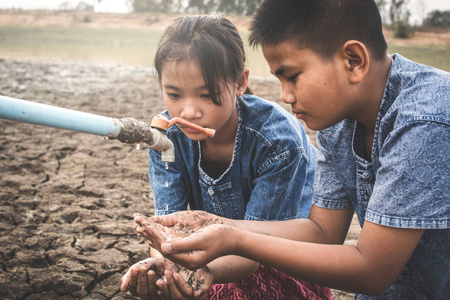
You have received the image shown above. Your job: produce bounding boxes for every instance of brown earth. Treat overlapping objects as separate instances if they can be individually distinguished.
[0,10,364,300]
[0,57,360,300]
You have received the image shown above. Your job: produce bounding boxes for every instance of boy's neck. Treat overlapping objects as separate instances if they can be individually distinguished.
[357,55,392,134]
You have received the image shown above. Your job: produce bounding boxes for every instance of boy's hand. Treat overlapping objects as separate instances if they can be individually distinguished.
[135,211,228,232]
[137,222,238,271]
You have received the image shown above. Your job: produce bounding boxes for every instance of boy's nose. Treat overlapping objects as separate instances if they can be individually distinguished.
[280,88,297,104]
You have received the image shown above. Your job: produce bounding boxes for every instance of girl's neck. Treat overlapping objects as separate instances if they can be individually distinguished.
[200,104,239,178]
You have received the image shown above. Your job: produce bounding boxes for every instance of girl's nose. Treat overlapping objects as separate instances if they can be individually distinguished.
[180,100,201,120]
[280,86,297,104]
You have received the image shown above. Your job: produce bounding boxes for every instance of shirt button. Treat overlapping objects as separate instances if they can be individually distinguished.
[208,187,214,196]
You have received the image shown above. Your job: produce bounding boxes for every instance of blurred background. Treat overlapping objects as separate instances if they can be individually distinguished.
[0,0,449,75]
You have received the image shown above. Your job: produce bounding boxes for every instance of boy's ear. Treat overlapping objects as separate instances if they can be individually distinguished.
[341,40,369,84]
[236,68,250,96]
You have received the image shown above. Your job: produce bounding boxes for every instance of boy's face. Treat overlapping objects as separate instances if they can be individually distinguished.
[262,40,356,131]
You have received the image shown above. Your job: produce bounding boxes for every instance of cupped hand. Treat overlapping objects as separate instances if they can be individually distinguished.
[155,266,213,300]
[142,223,238,270]
[135,211,229,232]
[120,257,213,300]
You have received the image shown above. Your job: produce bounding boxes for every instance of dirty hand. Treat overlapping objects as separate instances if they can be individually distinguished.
[140,211,230,231]
[120,257,213,300]
[155,266,213,300]
[139,223,238,271]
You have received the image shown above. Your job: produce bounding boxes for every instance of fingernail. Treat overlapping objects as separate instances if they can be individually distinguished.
[161,242,172,253]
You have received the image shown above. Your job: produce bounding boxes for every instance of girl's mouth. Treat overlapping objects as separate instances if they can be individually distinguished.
[181,126,201,134]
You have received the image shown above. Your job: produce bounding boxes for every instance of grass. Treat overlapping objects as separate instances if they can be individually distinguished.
[388,44,450,71]
[0,24,449,75]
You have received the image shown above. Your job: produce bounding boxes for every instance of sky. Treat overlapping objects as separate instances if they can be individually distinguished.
[0,0,449,24]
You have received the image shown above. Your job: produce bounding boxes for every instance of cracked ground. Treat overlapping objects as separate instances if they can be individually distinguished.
[0,57,356,299]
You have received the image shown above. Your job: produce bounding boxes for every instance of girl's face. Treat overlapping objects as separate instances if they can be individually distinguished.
[160,60,247,141]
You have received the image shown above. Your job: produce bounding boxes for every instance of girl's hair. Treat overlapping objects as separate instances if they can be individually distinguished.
[154,15,251,105]
[249,0,387,61]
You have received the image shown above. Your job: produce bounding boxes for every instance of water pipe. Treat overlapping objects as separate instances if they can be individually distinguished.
[0,95,177,162]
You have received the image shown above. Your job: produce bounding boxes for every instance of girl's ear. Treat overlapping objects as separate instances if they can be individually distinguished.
[236,68,250,96]
[341,41,369,84]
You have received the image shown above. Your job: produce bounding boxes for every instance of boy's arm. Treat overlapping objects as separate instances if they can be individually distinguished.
[148,207,423,296]
[234,218,424,295]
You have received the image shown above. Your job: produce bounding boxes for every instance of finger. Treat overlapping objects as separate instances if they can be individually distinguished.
[136,226,151,239]
[172,272,195,297]
[134,214,151,226]
[141,223,168,252]
[155,277,170,299]
[127,267,139,296]
[164,270,184,299]
[136,265,150,297]
[119,268,131,292]
[147,269,159,296]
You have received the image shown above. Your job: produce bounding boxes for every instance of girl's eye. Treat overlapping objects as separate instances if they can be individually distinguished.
[287,73,299,83]
[200,93,211,99]
[167,93,180,100]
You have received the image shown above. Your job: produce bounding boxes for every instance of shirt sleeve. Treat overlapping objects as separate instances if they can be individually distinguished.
[366,121,450,229]
[148,149,190,216]
[244,147,315,221]
[313,131,354,210]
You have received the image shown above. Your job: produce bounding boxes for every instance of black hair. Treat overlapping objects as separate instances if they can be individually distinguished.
[249,0,387,61]
[154,15,251,105]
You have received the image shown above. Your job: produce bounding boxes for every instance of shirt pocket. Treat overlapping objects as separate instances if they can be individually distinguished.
[199,181,244,219]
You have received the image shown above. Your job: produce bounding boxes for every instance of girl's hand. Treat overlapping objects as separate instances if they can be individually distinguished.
[138,222,238,270]
[120,257,213,300]
[156,267,213,300]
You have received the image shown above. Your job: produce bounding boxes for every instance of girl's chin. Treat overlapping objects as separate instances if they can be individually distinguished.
[182,131,208,141]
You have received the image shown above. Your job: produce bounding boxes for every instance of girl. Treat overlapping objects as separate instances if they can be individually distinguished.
[121,15,333,300]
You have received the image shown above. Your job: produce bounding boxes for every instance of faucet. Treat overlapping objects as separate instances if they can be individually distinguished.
[0,95,215,163]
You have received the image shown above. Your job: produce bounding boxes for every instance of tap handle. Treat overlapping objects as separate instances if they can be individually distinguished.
[150,115,215,138]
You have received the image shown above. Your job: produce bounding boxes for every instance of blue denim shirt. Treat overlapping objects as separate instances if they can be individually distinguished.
[313,54,450,299]
[148,94,317,221]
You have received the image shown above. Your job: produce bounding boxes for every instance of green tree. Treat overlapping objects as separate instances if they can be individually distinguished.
[424,10,450,27]
[389,0,413,38]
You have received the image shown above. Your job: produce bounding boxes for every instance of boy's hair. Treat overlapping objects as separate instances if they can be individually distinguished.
[154,15,248,105]
[249,0,387,61]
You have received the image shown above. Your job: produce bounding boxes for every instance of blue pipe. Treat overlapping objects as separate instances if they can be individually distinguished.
[0,94,175,162]
[0,95,121,138]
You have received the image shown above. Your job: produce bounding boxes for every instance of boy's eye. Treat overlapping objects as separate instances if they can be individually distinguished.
[287,73,299,83]
[167,93,180,99]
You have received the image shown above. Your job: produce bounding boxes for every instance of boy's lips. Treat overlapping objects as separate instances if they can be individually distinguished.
[292,110,308,119]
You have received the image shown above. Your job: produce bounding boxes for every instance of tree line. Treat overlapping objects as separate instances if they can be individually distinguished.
[128,0,262,16]
[127,0,449,27]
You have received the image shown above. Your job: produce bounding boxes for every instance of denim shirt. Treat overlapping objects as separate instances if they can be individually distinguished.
[148,94,317,221]
[313,54,450,299]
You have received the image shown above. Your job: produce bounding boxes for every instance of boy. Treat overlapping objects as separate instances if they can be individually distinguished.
[135,0,450,298]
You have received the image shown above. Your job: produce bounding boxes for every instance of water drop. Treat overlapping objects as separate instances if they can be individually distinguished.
[164,162,169,169]
[135,143,141,150]
[165,181,169,187]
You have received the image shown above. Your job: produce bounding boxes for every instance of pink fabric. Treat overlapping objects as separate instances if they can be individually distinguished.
[206,264,333,300]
